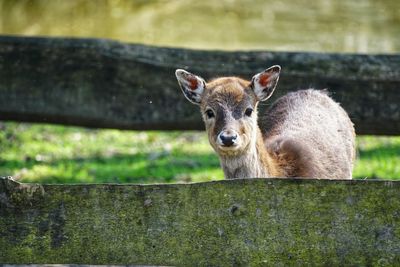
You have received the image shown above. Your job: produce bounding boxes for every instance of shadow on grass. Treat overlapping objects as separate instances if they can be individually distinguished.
[1,151,221,184]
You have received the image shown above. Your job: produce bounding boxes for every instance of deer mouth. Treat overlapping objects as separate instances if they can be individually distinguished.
[215,143,243,156]
[219,143,239,149]
[216,139,241,153]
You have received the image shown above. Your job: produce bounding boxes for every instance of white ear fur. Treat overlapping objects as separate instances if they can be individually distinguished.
[251,65,281,101]
[175,69,206,105]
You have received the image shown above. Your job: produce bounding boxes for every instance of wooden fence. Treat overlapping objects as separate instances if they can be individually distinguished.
[0,36,399,135]
[1,36,400,265]
[1,177,400,266]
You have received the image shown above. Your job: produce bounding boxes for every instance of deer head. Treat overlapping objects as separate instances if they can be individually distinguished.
[175,65,281,156]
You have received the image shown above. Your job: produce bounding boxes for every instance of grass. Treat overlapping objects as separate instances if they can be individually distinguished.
[0,122,223,184]
[353,136,400,179]
[0,122,398,184]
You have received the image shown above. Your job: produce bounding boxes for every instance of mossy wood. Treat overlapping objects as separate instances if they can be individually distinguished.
[1,177,400,265]
[0,36,399,135]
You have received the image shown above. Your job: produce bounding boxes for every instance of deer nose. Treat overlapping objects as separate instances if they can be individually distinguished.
[218,131,238,147]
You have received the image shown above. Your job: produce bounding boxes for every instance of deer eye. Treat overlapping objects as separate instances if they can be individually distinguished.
[205,109,215,119]
[245,108,253,117]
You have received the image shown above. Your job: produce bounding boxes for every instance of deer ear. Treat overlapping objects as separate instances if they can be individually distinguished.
[251,65,281,101]
[175,69,206,105]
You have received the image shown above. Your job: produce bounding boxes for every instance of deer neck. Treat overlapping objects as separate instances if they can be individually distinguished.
[219,128,274,179]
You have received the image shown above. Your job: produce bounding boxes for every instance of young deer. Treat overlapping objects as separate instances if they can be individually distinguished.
[175,66,355,179]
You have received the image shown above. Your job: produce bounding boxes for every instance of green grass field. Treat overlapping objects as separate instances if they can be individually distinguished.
[0,122,398,183]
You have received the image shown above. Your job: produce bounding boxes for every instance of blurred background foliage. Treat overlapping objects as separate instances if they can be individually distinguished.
[0,0,399,183]
[1,0,399,52]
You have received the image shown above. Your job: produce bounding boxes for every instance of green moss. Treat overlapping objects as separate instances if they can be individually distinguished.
[1,178,400,265]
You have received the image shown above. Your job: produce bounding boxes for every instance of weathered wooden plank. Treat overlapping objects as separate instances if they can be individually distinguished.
[0,36,399,134]
[1,176,400,265]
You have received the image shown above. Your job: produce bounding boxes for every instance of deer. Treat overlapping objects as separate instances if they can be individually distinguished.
[175,65,355,179]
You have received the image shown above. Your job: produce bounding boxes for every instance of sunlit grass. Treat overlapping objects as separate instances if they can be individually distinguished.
[353,136,400,179]
[0,122,223,184]
[0,122,398,184]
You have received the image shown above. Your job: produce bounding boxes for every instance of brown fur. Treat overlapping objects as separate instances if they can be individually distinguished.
[202,79,354,179]
[176,68,356,180]
[260,89,355,179]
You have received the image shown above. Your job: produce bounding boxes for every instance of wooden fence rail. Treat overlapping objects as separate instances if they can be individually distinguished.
[0,36,399,135]
[1,177,399,265]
